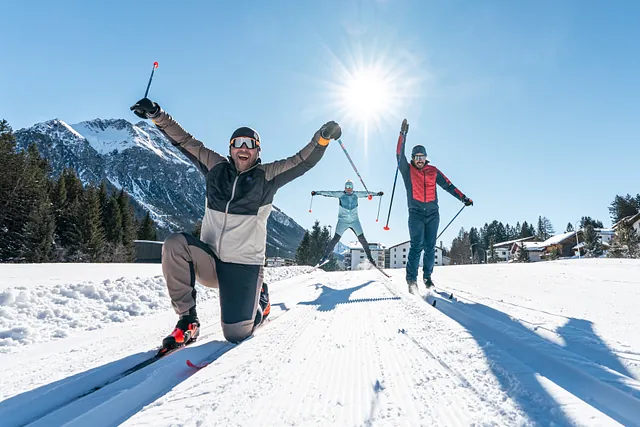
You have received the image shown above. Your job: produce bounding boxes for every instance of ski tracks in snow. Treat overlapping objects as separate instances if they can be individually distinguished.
[125,272,523,427]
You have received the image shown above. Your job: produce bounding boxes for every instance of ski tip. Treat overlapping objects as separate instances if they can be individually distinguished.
[186,359,207,369]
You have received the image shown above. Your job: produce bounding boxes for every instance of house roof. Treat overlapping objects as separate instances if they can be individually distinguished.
[519,241,546,251]
[493,235,536,248]
[541,230,582,246]
[613,212,640,229]
[387,240,410,250]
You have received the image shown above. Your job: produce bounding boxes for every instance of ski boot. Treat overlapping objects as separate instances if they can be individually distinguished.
[407,279,419,295]
[254,283,271,327]
[159,307,200,356]
[424,277,435,289]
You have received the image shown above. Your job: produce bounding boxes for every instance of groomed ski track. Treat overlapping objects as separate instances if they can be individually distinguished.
[2,266,640,426]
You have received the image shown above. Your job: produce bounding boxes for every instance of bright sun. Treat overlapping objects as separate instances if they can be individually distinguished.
[342,69,391,122]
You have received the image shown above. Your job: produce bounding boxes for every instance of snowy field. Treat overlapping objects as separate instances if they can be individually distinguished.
[1,259,640,426]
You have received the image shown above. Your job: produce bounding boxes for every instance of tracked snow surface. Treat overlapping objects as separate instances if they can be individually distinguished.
[1,259,640,426]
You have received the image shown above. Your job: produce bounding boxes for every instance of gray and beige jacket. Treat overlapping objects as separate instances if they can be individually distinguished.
[151,109,329,265]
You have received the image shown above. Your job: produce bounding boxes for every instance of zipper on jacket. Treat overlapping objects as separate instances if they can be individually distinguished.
[217,174,240,252]
[216,162,260,255]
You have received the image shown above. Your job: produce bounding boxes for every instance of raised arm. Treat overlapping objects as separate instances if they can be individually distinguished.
[313,190,345,197]
[152,109,225,175]
[263,121,341,189]
[396,120,410,180]
[130,98,225,176]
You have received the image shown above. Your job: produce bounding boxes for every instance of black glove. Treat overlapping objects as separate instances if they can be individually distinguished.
[320,121,342,140]
[462,196,473,206]
[311,191,317,196]
[377,191,384,196]
[401,118,409,134]
[130,98,160,119]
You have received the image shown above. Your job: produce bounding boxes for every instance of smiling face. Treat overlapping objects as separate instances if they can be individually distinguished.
[230,146,259,172]
[412,153,427,169]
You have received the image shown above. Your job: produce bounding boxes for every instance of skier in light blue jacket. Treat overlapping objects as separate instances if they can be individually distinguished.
[312,179,383,266]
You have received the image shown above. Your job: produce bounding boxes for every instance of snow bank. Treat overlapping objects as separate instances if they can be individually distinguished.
[0,264,310,353]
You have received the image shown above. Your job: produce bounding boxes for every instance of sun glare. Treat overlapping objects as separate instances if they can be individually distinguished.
[342,69,391,122]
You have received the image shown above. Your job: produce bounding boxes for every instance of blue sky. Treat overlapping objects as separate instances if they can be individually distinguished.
[2,0,639,249]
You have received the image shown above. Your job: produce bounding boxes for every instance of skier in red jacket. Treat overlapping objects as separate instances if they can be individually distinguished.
[396,120,473,293]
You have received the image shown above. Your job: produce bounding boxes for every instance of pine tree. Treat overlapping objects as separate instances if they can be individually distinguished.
[488,236,497,263]
[295,230,312,265]
[536,216,554,241]
[0,121,29,261]
[138,212,158,241]
[609,194,639,224]
[104,196,123,244]
[98,181,109,233]
[566,222,574,232]
[80,185,106,261]
[608,222,640,258]
[520,221,534,238]
[579,216,604,229]
[516,243,530,262]
[117,189,136,261]
[20,144,55,262]
[582,223,603,258]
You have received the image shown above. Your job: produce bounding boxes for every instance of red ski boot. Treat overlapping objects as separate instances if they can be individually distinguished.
[158,308,200,356]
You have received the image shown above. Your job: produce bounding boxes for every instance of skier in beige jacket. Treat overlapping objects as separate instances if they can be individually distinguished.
[131,97,341,353]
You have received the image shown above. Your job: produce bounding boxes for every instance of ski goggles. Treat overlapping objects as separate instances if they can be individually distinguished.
[345,183,354,189]
[230,136,260,149]
[412,154,427,161]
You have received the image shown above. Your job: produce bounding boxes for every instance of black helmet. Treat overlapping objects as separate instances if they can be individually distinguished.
[230,126,260,144]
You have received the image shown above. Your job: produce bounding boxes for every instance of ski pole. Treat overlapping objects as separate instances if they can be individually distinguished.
[337,138,372,199]
[384,119,408,230]
[436,205,466,240]
[308,193,314,212]
[376,194,383,222]
[144,61,159,98]
[383,166,399,230]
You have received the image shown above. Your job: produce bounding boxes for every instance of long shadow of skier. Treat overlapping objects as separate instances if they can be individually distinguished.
[299,281,400,312]
[557,318,637,380]
[430,291,640,426]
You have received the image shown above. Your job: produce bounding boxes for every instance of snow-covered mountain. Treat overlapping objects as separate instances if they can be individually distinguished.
[14,118,306,258]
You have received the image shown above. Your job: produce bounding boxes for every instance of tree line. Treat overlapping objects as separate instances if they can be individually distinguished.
[295,220,341,271]
[0,119,158,263]
[448,194,640,263]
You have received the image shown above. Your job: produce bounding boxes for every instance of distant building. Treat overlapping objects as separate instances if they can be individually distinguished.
[491,236,536,262]
[265,257,296,267]
[343,241,386,270]
[133,240,163,263]
[510,241,546,262]
[386,240,448,269]
[613,213,640,234]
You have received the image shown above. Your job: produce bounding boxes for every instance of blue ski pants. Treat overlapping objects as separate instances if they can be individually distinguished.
[406,209,440,282]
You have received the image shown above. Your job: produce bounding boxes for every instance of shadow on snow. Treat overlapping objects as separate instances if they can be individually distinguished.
[428,290,640,426]
[299,281,400,312]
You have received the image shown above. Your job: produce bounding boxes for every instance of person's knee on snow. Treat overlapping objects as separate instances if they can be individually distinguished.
[222,320,255,344]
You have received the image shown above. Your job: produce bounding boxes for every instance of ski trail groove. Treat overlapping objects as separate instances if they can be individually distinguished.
[6,323,221,427]
[27,304,295,427]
